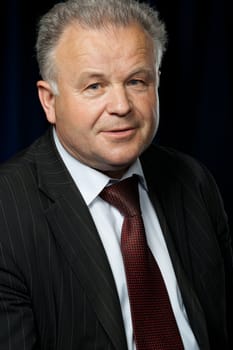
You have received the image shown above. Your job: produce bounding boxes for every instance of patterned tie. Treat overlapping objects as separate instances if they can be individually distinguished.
[100,175,184,350]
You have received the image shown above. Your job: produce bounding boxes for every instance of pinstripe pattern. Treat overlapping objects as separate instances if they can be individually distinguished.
[0,127,232,349]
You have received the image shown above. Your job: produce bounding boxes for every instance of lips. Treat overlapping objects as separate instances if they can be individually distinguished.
[102,124,137,132]
[108,127,133,132]
[101,127,137,140]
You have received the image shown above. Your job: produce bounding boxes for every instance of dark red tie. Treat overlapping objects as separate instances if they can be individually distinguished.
[100,176,184,350]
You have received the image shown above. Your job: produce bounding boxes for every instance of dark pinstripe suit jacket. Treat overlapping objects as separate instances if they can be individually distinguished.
[0,128,232,350]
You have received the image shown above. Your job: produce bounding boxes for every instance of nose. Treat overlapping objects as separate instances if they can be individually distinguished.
[106,85,132,116]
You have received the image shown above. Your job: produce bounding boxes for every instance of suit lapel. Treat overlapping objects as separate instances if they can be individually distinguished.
[140,145,194,273]
[141,145,209,349]
[35,129,128,350]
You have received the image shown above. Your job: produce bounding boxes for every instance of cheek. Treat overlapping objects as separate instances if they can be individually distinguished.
[136,94,157,120]
[56,99,88,128]
[70,98,106,127]
[139,95,159,137]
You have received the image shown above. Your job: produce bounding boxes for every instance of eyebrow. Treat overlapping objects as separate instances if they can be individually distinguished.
[128,67,155,78]
[75,72,106,88]
[78,71,106,81]
[78,67,155,83]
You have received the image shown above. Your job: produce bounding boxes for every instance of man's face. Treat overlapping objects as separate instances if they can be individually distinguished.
[38,23,159,178]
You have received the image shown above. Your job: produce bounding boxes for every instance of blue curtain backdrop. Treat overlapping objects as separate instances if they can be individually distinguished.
[1,0,232,234]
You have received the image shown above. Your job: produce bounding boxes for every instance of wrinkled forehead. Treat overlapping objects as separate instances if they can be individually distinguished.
[58,21,153,48]
[54,23,156,81]
[55,22,156,67]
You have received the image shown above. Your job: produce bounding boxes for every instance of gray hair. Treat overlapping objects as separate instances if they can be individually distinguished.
[36,0,167,92]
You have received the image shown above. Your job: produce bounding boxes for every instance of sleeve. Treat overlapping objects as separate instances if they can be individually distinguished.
[0,169,39,350]
[0,241,39,350]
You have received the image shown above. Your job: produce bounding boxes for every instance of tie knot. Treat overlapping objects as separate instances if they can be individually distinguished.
[100,175,141,217]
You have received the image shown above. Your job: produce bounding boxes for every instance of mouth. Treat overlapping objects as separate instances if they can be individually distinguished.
[101,127,137,140]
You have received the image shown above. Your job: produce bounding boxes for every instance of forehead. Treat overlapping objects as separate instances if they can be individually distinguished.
[55,23,155,75]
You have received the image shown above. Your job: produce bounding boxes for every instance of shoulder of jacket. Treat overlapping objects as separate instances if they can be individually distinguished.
[144,143,206,175]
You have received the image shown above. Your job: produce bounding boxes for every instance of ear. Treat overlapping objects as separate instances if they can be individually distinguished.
[37,80,56,124]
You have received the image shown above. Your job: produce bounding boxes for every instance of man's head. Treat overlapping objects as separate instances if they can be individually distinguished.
[36,0,167,178]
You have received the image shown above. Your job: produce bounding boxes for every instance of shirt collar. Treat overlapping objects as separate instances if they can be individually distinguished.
[53,128,147,206]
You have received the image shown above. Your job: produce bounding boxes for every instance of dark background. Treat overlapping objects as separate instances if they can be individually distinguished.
[0,0,232,235]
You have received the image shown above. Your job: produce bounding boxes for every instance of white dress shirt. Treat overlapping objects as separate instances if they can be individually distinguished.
[53,129,199,350]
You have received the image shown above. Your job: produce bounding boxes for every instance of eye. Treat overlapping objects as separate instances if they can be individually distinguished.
[86,83,101,90]
[127,79,148,89]
[127,79,148,91]
[128,79,145,86]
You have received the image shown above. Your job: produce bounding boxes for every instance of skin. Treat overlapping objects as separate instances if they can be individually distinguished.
[37,23,160,178]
